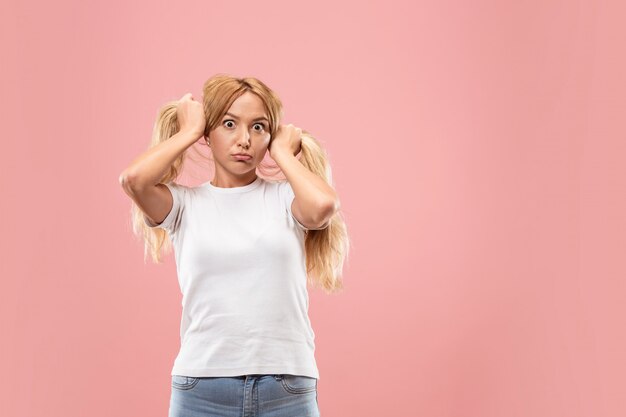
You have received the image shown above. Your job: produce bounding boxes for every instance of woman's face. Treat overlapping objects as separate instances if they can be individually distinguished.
[207,91,271,180]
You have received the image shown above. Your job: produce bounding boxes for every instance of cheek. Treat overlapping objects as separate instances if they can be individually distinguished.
[208,130,231,147]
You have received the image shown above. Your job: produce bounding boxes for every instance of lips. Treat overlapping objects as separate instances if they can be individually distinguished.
[232,154,252,161]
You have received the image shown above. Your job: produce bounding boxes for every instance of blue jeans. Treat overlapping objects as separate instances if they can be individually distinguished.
[168,374,320,417]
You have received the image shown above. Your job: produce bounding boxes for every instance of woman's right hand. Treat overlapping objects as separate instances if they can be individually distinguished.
[176,93,206,139]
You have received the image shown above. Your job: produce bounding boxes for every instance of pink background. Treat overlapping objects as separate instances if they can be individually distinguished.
[2,1,625,416]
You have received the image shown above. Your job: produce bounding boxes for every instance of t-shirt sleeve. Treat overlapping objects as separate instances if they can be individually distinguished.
[143,182,188,235]
[279,180,330,231]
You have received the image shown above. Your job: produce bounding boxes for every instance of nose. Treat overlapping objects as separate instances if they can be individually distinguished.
[237,128,251,148]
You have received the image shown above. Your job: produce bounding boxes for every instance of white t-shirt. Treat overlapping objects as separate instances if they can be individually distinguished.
[143,176,324,380]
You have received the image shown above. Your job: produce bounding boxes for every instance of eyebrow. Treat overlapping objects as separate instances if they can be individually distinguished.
[224,112,269,123]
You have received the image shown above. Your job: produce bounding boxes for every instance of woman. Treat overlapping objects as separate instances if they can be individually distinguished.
[119,74,350,417]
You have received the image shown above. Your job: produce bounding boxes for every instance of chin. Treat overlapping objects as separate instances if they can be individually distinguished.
[231,163,257,173]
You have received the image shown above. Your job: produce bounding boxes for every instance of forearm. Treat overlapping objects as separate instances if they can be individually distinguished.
[273,150,337,213]
[119,130,199,190]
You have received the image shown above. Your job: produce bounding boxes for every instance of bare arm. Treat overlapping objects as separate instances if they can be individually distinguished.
[273,148,339,230]
[118,129,199,225]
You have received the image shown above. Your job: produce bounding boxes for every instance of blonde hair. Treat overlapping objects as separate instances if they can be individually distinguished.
[128,74,350,294]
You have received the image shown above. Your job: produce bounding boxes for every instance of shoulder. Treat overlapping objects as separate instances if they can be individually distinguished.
[166,181,199,199]
[259,178,289,195]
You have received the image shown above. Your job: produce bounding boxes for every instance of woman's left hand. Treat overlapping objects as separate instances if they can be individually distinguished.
[269,124,302,160]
